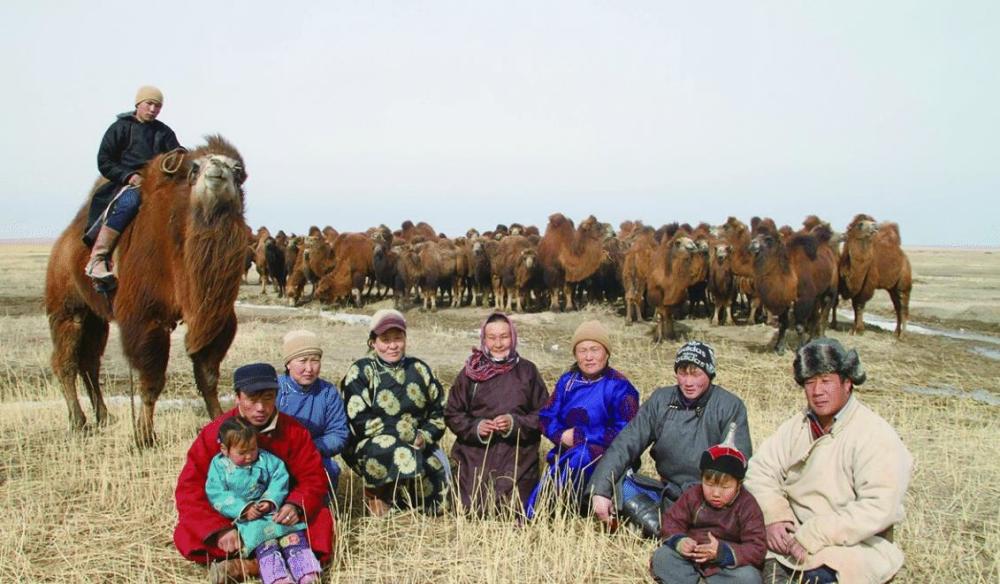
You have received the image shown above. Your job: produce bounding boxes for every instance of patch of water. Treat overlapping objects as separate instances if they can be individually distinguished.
[901,386,1000,406]
[837,310,1000,345]
[319,311,372,327]
[234,300,300,313]
[970,346,1000,361]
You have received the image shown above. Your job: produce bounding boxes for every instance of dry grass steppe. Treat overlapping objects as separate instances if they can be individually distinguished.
[0,243,997,583]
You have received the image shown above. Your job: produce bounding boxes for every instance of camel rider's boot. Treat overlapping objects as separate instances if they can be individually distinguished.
[84,225,120,287]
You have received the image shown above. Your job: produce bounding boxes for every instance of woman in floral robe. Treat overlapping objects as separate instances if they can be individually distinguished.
[340,309,449,515]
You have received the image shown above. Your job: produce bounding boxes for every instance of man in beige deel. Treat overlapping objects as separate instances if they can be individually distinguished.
[744,339,912,584]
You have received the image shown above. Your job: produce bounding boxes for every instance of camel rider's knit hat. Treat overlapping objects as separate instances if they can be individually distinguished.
[675,340,716,380]
[282,330,323,365]
[135,85,163,106]
[792,338,866,387]
[571,320,612,356]
[700,423,748,480]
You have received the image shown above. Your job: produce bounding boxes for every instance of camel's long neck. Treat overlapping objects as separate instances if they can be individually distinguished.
[755,245,791,278]
[181,212,247,355]
[843,236,874,294]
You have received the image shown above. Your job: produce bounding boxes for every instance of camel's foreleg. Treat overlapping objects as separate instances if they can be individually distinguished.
[191,313,237,421]
[773,310,791,355]
[851,297,866,335]
[563,284,576,311]
[120,318,172,448]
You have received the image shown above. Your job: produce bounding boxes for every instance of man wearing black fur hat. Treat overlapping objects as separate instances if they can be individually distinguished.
[745,339,912,584]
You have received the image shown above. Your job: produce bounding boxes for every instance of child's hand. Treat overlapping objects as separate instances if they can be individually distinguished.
[691,532,719,563]
[242,504,263,520]
[676,537,698,557]
[255,501,275,514]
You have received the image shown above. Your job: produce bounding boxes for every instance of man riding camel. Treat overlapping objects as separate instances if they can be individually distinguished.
[84,85,181,287]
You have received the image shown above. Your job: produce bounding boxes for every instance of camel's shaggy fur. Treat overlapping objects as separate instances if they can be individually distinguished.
[45,136,248,446]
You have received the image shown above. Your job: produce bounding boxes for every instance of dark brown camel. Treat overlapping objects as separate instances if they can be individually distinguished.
[749,222,837,354]
[45,136,248,446]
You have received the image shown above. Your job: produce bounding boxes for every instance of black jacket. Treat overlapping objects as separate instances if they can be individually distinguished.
[587,384,752,499]
[97,112,180,184]
[86,112,180,232]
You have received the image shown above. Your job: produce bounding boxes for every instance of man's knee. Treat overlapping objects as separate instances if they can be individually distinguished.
[105,186,142,232]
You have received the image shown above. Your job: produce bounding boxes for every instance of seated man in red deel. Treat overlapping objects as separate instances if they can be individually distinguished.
[174,362,334,581]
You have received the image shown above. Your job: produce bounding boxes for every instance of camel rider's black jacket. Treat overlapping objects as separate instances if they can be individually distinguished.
[86,112,180,232]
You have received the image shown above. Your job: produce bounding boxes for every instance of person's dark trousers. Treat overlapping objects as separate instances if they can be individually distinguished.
[651,546,762,583]
[104,186,141,232]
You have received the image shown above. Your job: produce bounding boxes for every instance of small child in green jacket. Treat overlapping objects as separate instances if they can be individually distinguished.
[206,417,321,584]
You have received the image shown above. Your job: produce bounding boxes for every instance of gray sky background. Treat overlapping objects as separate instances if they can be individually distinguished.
[1,1,996,246]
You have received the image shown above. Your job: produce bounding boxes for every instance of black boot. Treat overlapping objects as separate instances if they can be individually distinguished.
[621,492,661,539]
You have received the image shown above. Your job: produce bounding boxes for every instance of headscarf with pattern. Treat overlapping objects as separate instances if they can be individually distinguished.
[463,311,520,382]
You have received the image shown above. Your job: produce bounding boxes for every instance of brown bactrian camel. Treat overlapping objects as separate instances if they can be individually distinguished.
[537,213,605,311]
[253,226,271,294]
[646,232,701,342]
[45,136,249,446]
[719,216,762,324]
[708,240,736,326]
[622,226,656,324]
[749,221,838,354]
[840,214,912,337]
[314,232,375,307]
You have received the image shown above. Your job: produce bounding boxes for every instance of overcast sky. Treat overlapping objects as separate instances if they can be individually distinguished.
[1,1,996,245]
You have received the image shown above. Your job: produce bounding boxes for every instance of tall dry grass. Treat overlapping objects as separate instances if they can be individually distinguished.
[1,244,998,583]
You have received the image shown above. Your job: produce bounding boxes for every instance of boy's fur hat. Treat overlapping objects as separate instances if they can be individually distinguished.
[792,338,866,387]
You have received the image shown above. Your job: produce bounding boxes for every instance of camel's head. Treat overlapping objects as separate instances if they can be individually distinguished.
[303,235,321,261]
[188,150,246,220]
[520,248,537,270]
[714,243,731,261]
[749,230,780,257]
[671,235,698,255]
[466,228,480,239]
[695,237,711,254]
[372,240,387,261]
[848,214,878,239]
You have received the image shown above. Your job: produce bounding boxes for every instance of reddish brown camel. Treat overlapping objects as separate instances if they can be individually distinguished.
[839,214,912,337]
[45,136,249,447]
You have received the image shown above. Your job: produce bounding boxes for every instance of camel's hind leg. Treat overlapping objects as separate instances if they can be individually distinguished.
[78,311,111,426]
[191,313,236,421]
[889,287,909,338]
[49,310,91,430]
[120,320,171,447]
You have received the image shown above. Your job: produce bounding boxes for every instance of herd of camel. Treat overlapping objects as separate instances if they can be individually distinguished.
[41,137,911,446]
[249,211,912,354]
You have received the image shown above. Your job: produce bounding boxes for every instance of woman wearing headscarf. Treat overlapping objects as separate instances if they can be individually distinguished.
[524,320,640,518]
[445,311,549,515]
[340,309,450,516]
